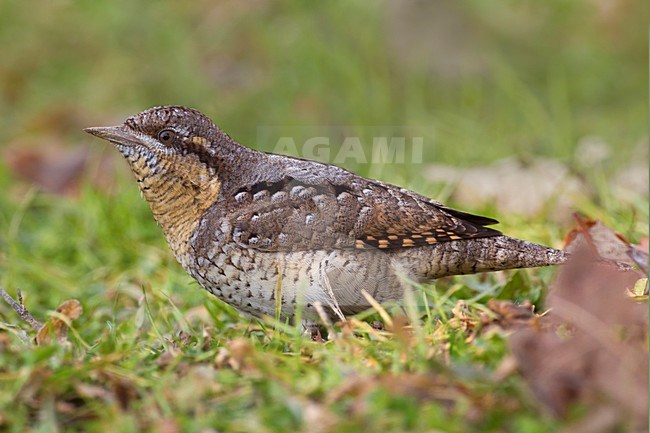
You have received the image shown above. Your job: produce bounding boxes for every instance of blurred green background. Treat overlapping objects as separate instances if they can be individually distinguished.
[0,0,646,165]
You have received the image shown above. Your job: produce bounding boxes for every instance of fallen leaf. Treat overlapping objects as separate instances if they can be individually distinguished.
[448,300,478,333]
[4,141,118,197]
[35,299,83,345]
[5,144,87,195]
[483,299,539,330]
[154,347,181,369]
[449,299,540,340]
[214,338,254,371]
[564,215,647,275]
[509,244,648,431]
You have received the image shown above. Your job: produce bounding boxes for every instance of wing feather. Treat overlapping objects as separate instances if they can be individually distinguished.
[223,173,500,252]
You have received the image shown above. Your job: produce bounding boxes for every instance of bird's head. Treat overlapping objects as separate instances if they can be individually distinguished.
[85,105,223,175]
[85,106,231,258]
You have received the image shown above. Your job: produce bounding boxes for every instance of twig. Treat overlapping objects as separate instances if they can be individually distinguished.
[0,287,42,329]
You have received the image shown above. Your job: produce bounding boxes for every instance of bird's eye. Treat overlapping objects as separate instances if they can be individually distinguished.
[157,129,175,144]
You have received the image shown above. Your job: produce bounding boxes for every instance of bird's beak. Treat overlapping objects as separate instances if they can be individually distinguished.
[84,125,146,148]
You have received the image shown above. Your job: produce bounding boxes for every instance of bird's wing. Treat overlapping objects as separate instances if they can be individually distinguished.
[350,179,501,250]
[221,173,501,252]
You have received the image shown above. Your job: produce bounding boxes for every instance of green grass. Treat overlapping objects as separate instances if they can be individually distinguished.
[0,1,647,432]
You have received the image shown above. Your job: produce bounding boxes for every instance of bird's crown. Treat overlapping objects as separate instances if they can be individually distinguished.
[124,105,222,157]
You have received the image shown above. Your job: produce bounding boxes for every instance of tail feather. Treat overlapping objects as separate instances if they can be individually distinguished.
[413,235,567,279]
[485,235,568,270]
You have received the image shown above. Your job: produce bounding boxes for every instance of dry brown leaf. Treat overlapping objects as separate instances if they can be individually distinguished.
[5,145,88,195]
[564,215,647,274]
[448,300,478,333]
[4,142,118,197]
[214,338,254,371]
[483,299,539,330]
[509,244,648,432]
[35,299,83,345]
[154,347,181,369]
[450,299,540,342]
[386,314,413,349]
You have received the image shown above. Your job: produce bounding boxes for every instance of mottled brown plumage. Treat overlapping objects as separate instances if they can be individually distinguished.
[85,106,566,321]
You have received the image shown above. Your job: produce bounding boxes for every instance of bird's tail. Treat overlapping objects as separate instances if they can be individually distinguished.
[421,235,567,279]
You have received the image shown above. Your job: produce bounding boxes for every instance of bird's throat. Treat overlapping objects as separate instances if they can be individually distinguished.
[126,153,221,262]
